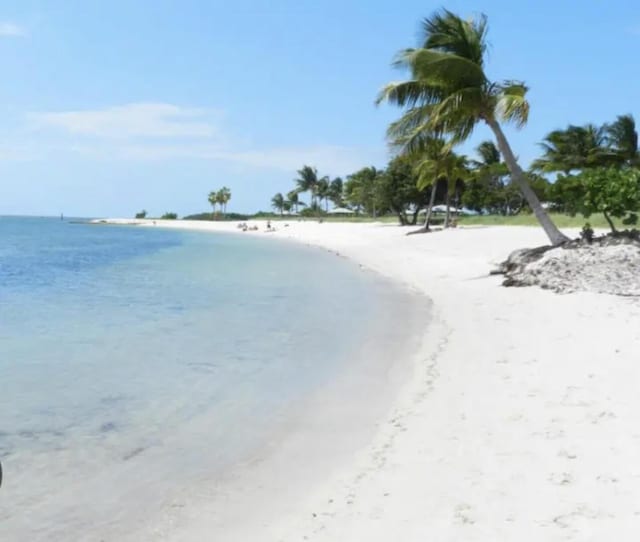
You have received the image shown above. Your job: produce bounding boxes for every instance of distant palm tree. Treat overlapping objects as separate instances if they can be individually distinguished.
[317,176,331,211]
[606,114,638,166]
[473,140,502,169]
[271,193,285,216]
[208,190,218,219]
[287,190,305,213]
[377,9,568,244]
[295,166,320,207]
[414,138,467,228]
[469,140,509,190]
[217,186,232,215]
[532,124,608,174]
[328,177,344,208]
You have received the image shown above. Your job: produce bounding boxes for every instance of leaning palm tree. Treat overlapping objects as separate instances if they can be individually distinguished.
[377,9,568,244]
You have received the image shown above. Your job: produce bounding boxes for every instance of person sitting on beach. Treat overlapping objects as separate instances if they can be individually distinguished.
[266,220,271,230]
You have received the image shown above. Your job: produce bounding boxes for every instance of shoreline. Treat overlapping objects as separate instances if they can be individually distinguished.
[98,218,640,540]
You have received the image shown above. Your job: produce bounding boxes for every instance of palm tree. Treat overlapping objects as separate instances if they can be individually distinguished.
[532,124,608,173]
[470,140,530,215]
[377,9,568,244]
[208,190,218,219]
[328,177,344,208]
[271,192,285,216]
[217,186,232,215]
[287,190,305,214]
[414,138,467,229]
[295,166,320,207]
[317,176,331,211]
[473,140,502,169]
[606,114,638,166]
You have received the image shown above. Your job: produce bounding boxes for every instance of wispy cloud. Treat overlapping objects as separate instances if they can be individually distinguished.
[135,143,382,173]
[0,22,26,37]
[30,103,220,139]
[27,102,385,173]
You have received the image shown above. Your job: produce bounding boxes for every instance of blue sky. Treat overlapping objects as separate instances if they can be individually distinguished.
[0,0,638,217]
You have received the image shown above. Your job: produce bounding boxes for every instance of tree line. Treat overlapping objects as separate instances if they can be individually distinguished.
[271,109,640,231]
[272,10,640,242]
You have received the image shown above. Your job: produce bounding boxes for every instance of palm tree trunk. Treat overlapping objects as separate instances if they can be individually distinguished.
[423,180,438,229]
[486,118,569,245]
[444,186,451,228]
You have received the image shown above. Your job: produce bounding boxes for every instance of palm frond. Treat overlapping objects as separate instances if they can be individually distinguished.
[397,48,487,88]
[474,140,501,165]
[376,80,446,108]
[421,9,488,66]
[495,81,529,128]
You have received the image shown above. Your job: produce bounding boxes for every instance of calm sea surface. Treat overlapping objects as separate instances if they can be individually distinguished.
[0,217,424,540]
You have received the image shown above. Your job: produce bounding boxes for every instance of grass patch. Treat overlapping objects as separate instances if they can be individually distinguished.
[219,212,627,230]
[456,213,623,229]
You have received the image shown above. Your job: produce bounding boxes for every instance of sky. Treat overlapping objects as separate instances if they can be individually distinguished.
[0,0,639,217]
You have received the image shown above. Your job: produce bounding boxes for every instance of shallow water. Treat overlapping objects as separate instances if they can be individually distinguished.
[0,217,426,540]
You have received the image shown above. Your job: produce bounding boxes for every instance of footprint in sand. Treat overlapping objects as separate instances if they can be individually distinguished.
[548,472,573,486]
[453,503,476,525]
[557,449,578,460]
[589,410,617,424]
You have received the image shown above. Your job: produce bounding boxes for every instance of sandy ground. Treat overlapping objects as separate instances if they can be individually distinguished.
[100,218,640,541]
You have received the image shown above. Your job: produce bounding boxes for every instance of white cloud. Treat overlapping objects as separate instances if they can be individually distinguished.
[71,142,383,174]
[215,145,384,174]
[30,103,219,139]
[0,22,26,37]
[26,102,386,173]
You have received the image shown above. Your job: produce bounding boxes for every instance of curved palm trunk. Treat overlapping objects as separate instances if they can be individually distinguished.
[486,118,569,245]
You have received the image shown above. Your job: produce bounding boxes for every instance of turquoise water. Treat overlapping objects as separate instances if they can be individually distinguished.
[0,217,423,540]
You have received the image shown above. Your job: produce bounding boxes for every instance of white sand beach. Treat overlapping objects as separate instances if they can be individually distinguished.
[102,219,640,541]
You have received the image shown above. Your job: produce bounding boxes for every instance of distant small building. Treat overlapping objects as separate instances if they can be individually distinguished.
[327,207,355,215]
[426,205,478,216]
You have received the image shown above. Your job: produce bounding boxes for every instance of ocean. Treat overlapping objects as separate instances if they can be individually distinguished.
[0,216,425,540]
